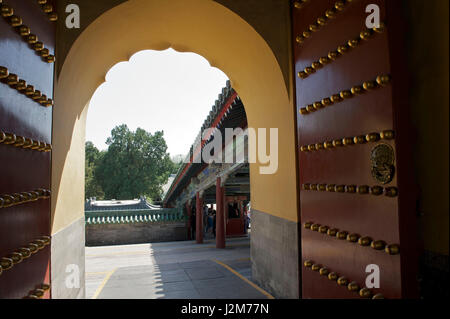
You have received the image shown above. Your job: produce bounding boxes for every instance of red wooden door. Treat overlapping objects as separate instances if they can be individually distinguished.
[0,0,56,299]
[293,0,418,299]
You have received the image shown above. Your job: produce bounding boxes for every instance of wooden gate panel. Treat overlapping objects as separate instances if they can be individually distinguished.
[300,192,399,244]
[0,1,54,140]
[293,0,416,299]
[302,231,402,298]
[296,1,391,142]
[0,0,55,299]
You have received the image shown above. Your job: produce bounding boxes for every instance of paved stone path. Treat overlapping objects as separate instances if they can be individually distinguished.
[85,237,272,299]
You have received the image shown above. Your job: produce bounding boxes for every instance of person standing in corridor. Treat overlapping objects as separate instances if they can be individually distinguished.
[212,210,217,238]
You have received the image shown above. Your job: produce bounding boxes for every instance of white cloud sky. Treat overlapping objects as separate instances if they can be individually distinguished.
[86,48,229,158]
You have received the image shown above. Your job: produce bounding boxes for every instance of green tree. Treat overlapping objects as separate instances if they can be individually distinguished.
[86,141,100,164]
[85,142,105,199]
[95,124,173,200]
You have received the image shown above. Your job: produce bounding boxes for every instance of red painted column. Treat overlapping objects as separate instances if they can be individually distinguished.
[196,192,203,244]
[216,177,225,249]
[186,202,192,240]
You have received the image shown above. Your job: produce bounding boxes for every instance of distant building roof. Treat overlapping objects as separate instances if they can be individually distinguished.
[163,80,246,205]
[162,174,176,198]
[85,196,162,211]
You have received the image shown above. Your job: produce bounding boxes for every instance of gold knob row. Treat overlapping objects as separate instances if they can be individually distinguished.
[0,66,54,107]
[304,221,400,255]
[0,236,51,275]
[0,4,56,63]
[35,0,58,22]
[295,0,357,45]
[0,131,52,152]
[293,0,310,10]
[0,188,51,209]
[299,74,391,115]
[300,130,394,152]
[302,183,398,197]
[298,24,385,80]
[303,259,385,299]
[23,283,51,299]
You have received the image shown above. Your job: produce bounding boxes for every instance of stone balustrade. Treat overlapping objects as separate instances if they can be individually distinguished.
[85,208,185,225]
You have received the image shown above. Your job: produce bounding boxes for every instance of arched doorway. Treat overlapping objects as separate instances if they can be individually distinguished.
[51,0,299,298]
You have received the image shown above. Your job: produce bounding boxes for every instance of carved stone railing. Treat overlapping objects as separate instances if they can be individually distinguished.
[85,208,185,225]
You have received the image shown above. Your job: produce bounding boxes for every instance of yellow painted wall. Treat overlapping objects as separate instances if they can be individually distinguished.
[405,0,449,256]
[51,0,298,234]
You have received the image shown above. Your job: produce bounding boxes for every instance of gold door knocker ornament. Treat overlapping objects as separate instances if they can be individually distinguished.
[370,143,395,184]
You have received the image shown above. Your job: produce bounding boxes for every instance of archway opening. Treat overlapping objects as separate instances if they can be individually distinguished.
[51,0,297,299]
[83,48,229,202]
[82,47,253,298]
